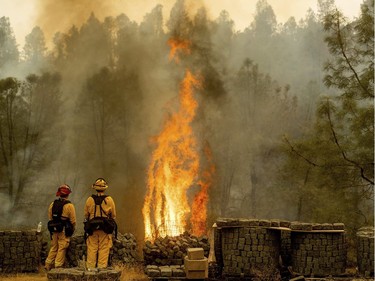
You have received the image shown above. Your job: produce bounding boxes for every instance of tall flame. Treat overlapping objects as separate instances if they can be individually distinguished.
[191,143,215,236]
[142,38,214,240]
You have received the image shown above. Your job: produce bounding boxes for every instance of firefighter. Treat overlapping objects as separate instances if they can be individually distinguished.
[45,184,76,271]
[84,178,117,270]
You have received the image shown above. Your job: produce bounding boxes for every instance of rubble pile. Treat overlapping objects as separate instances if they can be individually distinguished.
[66,233,138,267]
[0,230,42,273]
[356,227,374,278]
[143,232,210,266]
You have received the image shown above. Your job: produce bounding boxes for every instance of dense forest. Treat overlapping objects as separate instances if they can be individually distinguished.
[0,0,373,242]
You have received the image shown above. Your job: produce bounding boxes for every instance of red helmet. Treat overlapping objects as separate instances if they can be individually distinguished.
[56,184,72,197]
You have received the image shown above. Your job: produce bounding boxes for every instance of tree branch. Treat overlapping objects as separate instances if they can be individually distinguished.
[325,100,374,185]
[283,136,321,167]
[335,13,374,98]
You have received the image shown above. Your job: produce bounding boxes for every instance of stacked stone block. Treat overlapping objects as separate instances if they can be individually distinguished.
[356,226,374,277]
[0,230,42,273]
[47,267,121,280]
[143,232,210,266]
[290,222,346,276]
[184,248,208,279]
[217,219,280,277]
[66,232,138,267]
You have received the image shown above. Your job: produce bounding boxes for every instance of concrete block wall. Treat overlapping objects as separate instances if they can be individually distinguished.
[356,227,374,278]
[0,230,43,273]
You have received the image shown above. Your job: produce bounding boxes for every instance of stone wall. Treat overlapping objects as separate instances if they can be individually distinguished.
[356,227,374,278]
[66,232,138,267]
[0,230,43,273]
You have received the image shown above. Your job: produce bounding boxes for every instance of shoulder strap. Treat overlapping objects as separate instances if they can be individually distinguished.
[92,194,108,205]
[91,195,109,218]
[52,199,69,220]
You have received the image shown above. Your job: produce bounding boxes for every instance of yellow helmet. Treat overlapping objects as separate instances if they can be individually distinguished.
[92,178,108,191]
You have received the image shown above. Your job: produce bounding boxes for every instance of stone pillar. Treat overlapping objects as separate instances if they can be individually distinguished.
[356,227,374,278]
[290,223,346,276]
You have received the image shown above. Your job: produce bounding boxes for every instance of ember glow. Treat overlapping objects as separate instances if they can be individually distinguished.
[142,38,214,240]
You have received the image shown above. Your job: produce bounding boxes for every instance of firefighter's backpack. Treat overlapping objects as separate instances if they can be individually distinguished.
[47,199,74,237]
[85,195,117,236]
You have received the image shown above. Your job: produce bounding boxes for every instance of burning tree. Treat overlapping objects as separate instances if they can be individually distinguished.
[142,37,215,240]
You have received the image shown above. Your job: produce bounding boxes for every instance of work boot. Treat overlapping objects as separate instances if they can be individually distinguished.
[44,263,53,271]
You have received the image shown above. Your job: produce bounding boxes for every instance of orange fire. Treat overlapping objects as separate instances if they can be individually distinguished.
[142,38,214,240]
[167,38,191,63]
[191,142,215,236]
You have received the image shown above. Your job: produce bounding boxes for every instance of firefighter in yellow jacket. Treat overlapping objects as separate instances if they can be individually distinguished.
[84,178,117,269]
[45,184,76,271]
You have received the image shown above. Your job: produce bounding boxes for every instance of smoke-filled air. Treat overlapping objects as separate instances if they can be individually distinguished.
[0,0,373,244]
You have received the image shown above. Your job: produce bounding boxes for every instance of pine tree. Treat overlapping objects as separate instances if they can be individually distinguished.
[0,17,19,76]
[281,0,374,232]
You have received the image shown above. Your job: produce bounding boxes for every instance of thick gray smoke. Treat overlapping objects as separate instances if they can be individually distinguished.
[1,0,365,241]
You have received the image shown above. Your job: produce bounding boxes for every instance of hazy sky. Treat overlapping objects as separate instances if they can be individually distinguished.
[1,0,362,47]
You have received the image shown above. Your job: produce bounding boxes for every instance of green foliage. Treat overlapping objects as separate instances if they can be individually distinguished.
[0,17,19,74]
[0,73,61,206]
[280,0,374,233]
[250,0,277,37]
[23,26,47,64]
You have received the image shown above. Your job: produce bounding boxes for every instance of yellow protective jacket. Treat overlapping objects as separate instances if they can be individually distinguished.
[84,193,116,220]
[48,199,77,227]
